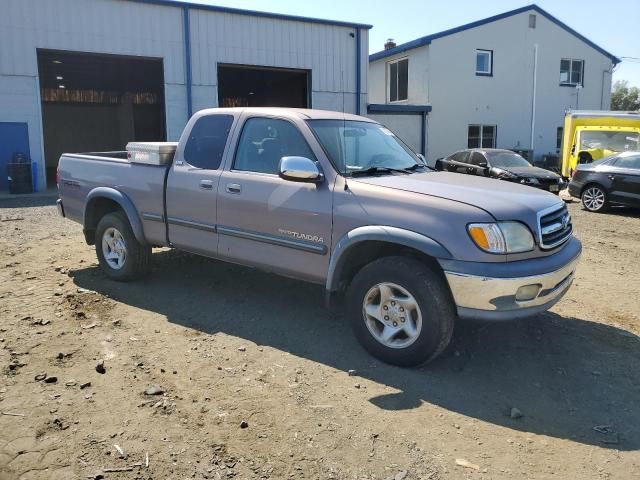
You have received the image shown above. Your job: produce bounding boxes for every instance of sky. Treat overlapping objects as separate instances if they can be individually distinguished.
[180,0,640,89]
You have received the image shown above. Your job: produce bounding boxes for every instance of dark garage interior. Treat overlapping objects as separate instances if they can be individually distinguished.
[37,50,166,187]
[218,64,309,109]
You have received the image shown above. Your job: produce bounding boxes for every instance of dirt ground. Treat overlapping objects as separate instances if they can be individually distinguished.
[0,195,639,480]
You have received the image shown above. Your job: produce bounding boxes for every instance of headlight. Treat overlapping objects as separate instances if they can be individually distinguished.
[521,177,539,185]
[468,222,534,253]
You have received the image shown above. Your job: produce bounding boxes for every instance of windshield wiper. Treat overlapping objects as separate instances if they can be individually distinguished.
[403,163,430,172]
[349,166,411,177]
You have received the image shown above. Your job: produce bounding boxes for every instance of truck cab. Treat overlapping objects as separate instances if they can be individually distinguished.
[561,110,640,178]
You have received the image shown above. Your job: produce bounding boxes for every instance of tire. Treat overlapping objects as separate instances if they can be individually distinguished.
[581,184,608,212]
[347,256,456,367]
[95,212,151,281]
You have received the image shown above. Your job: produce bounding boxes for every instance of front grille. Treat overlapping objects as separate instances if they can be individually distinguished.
[536,177,560,186]
[538,204,572,249]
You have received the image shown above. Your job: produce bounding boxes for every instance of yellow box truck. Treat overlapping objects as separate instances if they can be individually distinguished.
[561,110,640,178]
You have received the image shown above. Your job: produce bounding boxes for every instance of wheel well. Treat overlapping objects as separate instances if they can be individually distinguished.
[580,182,606,197]
[84,197,124,245]
[333,241,443,294]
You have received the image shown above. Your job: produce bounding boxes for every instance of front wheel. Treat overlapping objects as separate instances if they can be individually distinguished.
[347,256,456,367]
[581,185,608,212]
[95,212,151,281]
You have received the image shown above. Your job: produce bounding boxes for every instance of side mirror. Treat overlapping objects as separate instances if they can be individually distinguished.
[279,156,324,183]
[417,153,426,164]
[478,161,488,168]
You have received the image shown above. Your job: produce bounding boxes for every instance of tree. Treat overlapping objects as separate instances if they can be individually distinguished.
[611,80,640,111]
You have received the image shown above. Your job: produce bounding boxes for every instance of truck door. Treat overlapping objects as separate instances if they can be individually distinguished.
[216,116,333,284]
[609,154,640,205]
[165,114,235,256]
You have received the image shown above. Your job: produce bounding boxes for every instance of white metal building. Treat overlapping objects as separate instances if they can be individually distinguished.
[0,0,370,191]
[368,4,620,163]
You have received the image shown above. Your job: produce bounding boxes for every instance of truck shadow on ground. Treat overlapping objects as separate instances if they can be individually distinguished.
[0,194,58,209]
[71,249,640,451]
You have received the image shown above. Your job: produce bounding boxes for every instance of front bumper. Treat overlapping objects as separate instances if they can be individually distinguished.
[442,240,581,321]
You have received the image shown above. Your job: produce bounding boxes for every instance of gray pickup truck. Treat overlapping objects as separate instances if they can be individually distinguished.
[57,108,581,366]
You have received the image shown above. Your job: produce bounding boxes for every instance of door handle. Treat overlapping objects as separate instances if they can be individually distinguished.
[200,180,213,190]
[226,183,241,194]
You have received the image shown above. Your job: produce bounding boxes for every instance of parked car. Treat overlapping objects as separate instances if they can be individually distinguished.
[568,151,640,212]
[57,108,580,367]
[437,149,566,193]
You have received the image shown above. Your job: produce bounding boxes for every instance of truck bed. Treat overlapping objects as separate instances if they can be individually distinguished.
[58,151,170,246]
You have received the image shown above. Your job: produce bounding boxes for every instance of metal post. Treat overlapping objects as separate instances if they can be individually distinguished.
[530,44,538,152]
[183,5,193,119]
[355,28,361,115]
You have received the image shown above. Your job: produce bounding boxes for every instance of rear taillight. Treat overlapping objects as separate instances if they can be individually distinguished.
[571,169,577,179]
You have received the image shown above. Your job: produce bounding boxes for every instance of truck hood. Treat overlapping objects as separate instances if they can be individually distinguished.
[352,171,562,222]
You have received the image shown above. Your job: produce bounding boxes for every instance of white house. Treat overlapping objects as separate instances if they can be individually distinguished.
[0,0,370,191]
[368,4,620,163]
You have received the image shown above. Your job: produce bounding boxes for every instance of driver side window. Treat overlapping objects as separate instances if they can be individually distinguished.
[470,152,487,166]
[234,118,316,174]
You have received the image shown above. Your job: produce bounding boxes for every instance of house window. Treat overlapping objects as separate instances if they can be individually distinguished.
[475,50,493,76]
[560,58,584,86]
[556,127,563,150]
[528,14,536,28]
[388,58,408,102]
[468,125,496,148]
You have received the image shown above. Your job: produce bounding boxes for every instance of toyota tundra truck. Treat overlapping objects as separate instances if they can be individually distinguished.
[57,108,581,366]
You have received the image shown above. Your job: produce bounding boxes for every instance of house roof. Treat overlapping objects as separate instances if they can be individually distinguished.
[129,0,372,29]
[369,4,619,64]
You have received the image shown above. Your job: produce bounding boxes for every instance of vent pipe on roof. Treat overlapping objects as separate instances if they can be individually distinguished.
[384,39,397,50]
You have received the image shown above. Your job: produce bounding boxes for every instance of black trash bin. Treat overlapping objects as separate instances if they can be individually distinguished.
[7,154,33,194]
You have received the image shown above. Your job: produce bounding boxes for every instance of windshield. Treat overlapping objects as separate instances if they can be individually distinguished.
[485,151,531,168]
[579,131,640,152]
[307,120,421,175]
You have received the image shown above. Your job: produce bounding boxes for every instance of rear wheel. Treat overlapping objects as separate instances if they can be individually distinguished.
[581,184,608,212]
[95,212,151,281]
[347,256,456,367]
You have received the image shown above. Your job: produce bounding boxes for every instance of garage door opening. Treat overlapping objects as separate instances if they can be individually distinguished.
[218,64,309,109]
[37,50,166,187]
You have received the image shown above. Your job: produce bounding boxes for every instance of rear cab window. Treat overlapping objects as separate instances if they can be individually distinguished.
[183,115,234,170]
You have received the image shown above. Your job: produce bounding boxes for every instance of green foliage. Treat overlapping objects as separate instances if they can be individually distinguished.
[611,80,640,111]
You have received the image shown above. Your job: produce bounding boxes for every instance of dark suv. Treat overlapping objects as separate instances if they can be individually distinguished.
[437,149,566,193]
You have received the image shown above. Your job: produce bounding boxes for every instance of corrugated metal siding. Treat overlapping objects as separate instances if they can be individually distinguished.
[188,9,358,94]
[0,0,368,190]
[1,0,185,82]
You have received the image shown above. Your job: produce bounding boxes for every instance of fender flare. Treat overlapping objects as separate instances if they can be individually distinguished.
[84,187,147,245]
[326,225,452,292]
